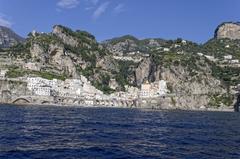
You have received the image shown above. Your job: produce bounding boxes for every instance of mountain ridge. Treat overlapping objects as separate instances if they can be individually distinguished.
[0,22,240,109]
[0,26,24,48]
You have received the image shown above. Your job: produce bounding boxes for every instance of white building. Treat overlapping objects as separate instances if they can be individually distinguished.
[177,51,184,55]
[158,80,168,96]
[231,59,239,64]
[182,40,187,45]
[24,62,40,71]
[62,79,83,97]
[34,86,51,96]
[31,30,37,37]
[140,81,152,98]
[140,80,168,98]
[205,55,216,62]
[163,48,170,52]
[125,86,139,98]
[0,70,7,78]
[174,44,181,48]
[109,79,118,90]
[224,55,233,60]
[27,77,53,96]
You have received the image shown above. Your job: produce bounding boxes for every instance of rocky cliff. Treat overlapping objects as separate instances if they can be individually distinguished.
[0,79,29,103]
[103,32,239,108]
[0,26,24,48]
[215,22,240,40]
[1,22,240,109]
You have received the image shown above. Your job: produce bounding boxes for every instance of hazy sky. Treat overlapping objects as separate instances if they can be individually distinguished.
[0,0,239,43]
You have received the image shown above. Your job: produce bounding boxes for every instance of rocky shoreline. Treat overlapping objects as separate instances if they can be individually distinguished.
[0,102,234,112]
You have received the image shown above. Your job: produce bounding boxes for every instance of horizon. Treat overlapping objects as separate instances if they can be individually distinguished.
[0,0,240,43]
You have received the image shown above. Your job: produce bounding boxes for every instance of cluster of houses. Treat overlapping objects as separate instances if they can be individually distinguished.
[222,55,239,64]
[150,39,187,53]
[140,80,168,98]
[26,75,103,99]
[0,64,169,102]
[197,53,240,65]
[112,51,150,63]
[26,75,169,100]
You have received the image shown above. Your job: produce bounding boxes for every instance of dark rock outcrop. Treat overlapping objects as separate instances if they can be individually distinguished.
[234,93,240,112]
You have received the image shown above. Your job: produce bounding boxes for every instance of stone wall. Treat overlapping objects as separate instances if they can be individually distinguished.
[0,79,29,103]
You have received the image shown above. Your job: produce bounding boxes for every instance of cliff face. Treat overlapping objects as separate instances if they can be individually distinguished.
[159,65,226,109]
[215,22,240,40]
[0,26,24,48]
[130,53,227,109]
[103,30,237,108]
[135,58,151,86]
[0,80,29,103]
[1,22,240,109]
[52,25,79,47]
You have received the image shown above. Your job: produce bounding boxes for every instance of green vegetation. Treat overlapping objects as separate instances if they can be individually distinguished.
[5,67,23,78]
[78,66,94,77]
[115,61,137,90]
[8,43,31,59]
[151,51,200,75]
[106,35,149,53]
[108,35,139,45]
[60,26,108,64]
[202,38,240,60]
[55,25,96,44]
[208,93,233,107]
[93,81,114,94]
[210,63,240,87]
[26,26,106,65]
[8,33,62,60]
[33,71,67,80]
[93,74,114,94]
[6,67,67,80]
[76,66,114,94]
[65,44,98,66]
[30,33,61,52]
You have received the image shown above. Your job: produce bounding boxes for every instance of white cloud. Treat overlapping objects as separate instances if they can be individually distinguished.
[57,0,80,9]
[0,14,12,27]
[85,0,99,5]
[92,1,109,19]
[114,4,124,13]
[90,0,99,5]
[84,0,99,11]
[85,7,94,11]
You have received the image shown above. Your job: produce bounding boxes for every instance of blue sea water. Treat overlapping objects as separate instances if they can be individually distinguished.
[0,105,239,159]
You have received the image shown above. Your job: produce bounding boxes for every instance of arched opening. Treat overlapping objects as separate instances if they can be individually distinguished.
[12,98,30,104]
[42,101,50,104]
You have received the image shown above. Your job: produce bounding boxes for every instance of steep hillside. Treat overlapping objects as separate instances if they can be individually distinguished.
[103,34,238,108]
[0,26,24,48]
[1,22,240,108]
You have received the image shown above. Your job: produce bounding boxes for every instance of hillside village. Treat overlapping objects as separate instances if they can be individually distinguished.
[0,70,169,107]
[0,22,240,110]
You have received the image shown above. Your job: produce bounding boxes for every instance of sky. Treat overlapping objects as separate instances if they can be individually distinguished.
[0,0,239,43]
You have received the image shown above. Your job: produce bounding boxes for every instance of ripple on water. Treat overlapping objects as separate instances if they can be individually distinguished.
[0,105,240,159]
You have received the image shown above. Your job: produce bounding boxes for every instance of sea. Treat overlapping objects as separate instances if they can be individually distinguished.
[0,104,239,159]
